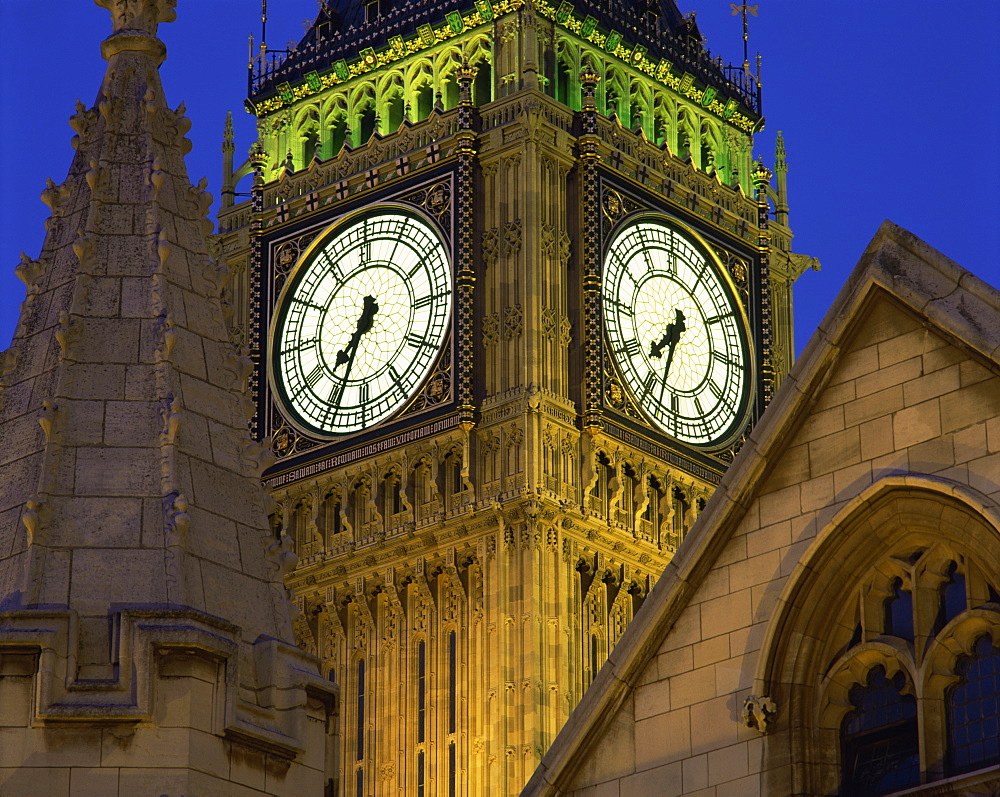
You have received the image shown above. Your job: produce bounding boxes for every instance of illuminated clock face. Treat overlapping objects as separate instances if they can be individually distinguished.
[602,216,751,446]
[269,206,451,437]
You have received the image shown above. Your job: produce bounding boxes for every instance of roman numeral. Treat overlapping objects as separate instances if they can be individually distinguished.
[279,337,316,357]
[305,365,323,387]
[617,338,640,358]
[642,369,658,395]
[359,383,369,404]
[708,379,723,400]
[406,333,436,350]
[388,366,408,399]
[712,350,738,369]
[414,292,445,309]
[670,393,679,414]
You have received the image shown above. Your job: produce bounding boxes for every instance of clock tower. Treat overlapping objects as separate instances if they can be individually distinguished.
[215,1,812,794]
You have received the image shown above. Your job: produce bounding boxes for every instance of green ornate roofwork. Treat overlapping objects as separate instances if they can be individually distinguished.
[247,0,760,193]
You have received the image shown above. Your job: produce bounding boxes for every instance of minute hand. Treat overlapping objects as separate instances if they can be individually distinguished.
[331,295,379,407]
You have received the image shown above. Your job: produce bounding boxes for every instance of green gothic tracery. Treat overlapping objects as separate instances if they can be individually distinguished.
[251,6,755,195]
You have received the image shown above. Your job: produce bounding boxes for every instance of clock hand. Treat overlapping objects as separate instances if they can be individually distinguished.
[649,309,686,406]
[331,295,379,408]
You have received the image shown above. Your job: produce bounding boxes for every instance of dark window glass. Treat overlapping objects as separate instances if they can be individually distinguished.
[449,630,457,734]
[357,659,366,760]
[417,640,427,743]
[884,578,914,640]
[840,666,919,796]
[449,740,457,797]
[948,634,1000,775]
[590,635,599,682]
[935,562,966,635]
[417,750,425,797]
[356,767,364,797]
[359,107,376,143]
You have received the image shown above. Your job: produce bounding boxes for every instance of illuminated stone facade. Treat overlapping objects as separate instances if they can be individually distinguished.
[216,1,811,794]
[525,223,1000,796]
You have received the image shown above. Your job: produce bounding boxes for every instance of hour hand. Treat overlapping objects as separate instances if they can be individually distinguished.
[334,295,379,370]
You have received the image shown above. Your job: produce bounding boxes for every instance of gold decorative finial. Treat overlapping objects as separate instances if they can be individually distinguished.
[94,0,177,36]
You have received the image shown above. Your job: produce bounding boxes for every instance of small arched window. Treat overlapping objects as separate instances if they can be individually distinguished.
[947,634,1000,775]
[840,666,919,796]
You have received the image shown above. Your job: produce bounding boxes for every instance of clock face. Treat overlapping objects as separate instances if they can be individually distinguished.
[269,206,452,437]
[602,215,751,446]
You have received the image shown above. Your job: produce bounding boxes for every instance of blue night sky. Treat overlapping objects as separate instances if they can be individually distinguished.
[1,1,998,355]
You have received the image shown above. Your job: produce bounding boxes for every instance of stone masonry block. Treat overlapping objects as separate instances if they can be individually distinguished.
[941,379,1000,434]
[745,521,791,559]
[758,484,802,527]
[764,444,810,492]
[683,754,709,791]
[690,694,738,756]
[717,773,761,797]
[0,766,71,796]
[86,278,122,318]
[795,406,844,444]
[104,399,162,447]
[634,707,690,771]
[953,422,987,464]
[893,400,942,449]
[69,548,166,611]
[708,742,749,786]
[75,447,159,496]
[808,427,862,477]
[877,326,931,368]
[657,646,694,679]
[812,378,855,413]
[902,364,960,407]
[621,761,682,796]
[843,385,904,428]
[634,680,670,721]
[66,364,126,400]
[669,666,717,709]
[693,635,730,670]
[48,497,142,549]
[658,607,701,653]
[959,358,994,387]
[0,727,103,768]
[729,550,781,594]
[700,590,752,637]
[828,344,878,386]
[860,416,894,461]
[907,436,956,473]
[854,356,923,398]
[69,766,121,796]
[799,474,834,514]
[833,461,873,498]
[76,318,140,363]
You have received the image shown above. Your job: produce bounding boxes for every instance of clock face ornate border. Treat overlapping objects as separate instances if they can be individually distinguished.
[257,174,458,463]
[596,178,759,458]
[269,204,453,439]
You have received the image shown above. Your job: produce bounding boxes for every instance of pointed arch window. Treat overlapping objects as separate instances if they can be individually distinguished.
[417,639,427,743]
[356,658,366,760]
[934,561,967,636]
[883,577,914,640]
[948,634,1000,775]
[840,666,919,796]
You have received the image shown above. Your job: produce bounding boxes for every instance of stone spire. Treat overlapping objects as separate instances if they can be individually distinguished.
[0,4,333,792]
